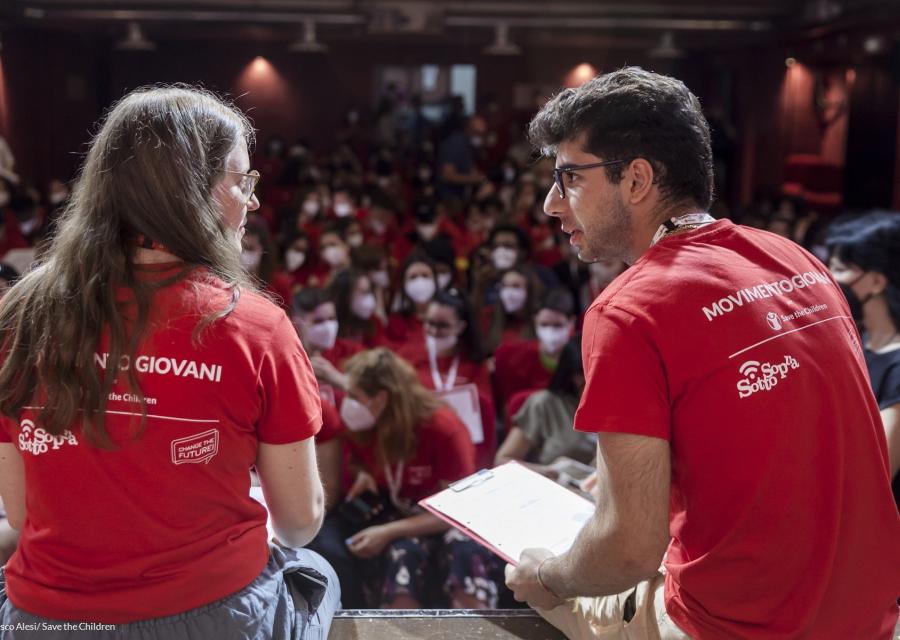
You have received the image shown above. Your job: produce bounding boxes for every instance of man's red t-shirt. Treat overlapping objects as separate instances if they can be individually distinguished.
[575,220,900,639]
[345,406,475,504]
[0,267,323,623]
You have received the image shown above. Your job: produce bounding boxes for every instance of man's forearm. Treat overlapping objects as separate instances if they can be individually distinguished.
[541,515,661,599]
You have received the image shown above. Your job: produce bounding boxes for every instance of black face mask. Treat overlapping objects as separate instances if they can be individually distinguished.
[839,273,874,326]
[838,283,864,324]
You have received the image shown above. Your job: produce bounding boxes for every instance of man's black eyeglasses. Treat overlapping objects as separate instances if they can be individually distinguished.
[553,159,628,199]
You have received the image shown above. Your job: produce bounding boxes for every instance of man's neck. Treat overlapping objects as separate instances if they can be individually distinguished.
[628,201,704,263]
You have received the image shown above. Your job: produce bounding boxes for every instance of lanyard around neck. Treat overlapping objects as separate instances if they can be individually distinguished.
[650,213,716,247]
[383,461,409,513]
[428,341,460,391]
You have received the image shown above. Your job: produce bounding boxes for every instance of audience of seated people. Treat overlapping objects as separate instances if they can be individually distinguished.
[1,104,897,620]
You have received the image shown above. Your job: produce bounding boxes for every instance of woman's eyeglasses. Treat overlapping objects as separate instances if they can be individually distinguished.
[226,170,261,204]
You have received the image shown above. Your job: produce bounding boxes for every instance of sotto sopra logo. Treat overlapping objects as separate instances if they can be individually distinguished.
[736,356,800,399]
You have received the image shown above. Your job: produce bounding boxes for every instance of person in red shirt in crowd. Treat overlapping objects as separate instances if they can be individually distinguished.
[454,196,498,260]
[494,289,577,421]
[480,265,544,354]
[506,66,900,640]
[282,185,327,250]
[315,220,354,285]
[239,216,280,299]
[351,245,394,327]
[495,336,595,475]
[397,289,496,466]
[0,85,339,638]
[385,254,437,347]
[330,185,362,220]
[393,199,459,267]
[307,348,503,609]
[291,287,362,399]
[399,289,491,399]
[270,229,318,305]
[327,268,387,349]
[361,190,401,250]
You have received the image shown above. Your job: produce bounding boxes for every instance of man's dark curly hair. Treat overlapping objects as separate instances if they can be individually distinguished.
[528,66,714,210]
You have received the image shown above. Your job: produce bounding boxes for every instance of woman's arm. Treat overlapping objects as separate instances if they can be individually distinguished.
[494,426,533,466]
[0,443,25,530]
[256,438,325,547]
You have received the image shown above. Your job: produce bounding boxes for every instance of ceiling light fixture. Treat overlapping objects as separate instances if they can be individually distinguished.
[115,22,156,51]
[289,19,328,53]
[484,23,521,56]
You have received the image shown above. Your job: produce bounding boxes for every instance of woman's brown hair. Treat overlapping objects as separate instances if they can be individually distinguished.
[343,348,442,465]
[0,85,256,446]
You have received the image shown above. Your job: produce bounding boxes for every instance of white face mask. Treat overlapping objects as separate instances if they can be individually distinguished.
[302,200,320,216]
[305,319,339,351]
[405,276,436,304]
[351,293,377,320]
[240,249,262,272]
[334,202,354,218]
[536,325,570,355]
[417,223,439,241]
[499,286,527,313]
[492,246,518,270]
[322,245,348,267]
[18,217,39,236]
[284,249,305,272]
[426,333,458,354]
[347,233,364,248]
[370,270,390,289]
[340,396,377,432]
[437,273,453,290]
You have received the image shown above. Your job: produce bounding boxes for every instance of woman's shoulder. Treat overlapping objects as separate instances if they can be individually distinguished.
[168,276,293,344]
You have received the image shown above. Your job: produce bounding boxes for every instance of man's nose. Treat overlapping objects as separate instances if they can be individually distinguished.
[543,184,565,218]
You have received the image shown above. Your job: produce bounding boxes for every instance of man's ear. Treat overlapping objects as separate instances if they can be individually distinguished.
[622,158,655,205]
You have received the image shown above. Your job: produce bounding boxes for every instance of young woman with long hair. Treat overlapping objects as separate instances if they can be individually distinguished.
[307,348,503,609]
[0,85,339,638]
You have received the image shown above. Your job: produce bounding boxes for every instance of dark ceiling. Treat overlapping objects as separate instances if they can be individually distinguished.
[2,0,898,52]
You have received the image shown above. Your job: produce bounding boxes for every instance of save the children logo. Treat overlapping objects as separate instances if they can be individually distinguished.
[736,356,800,399]
[18,419,79,456]
[171,429,220,465]
[766,312,782,331]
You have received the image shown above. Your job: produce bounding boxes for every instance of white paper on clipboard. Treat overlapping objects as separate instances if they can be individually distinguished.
[435,383,483,444]
[419,462,595,564]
